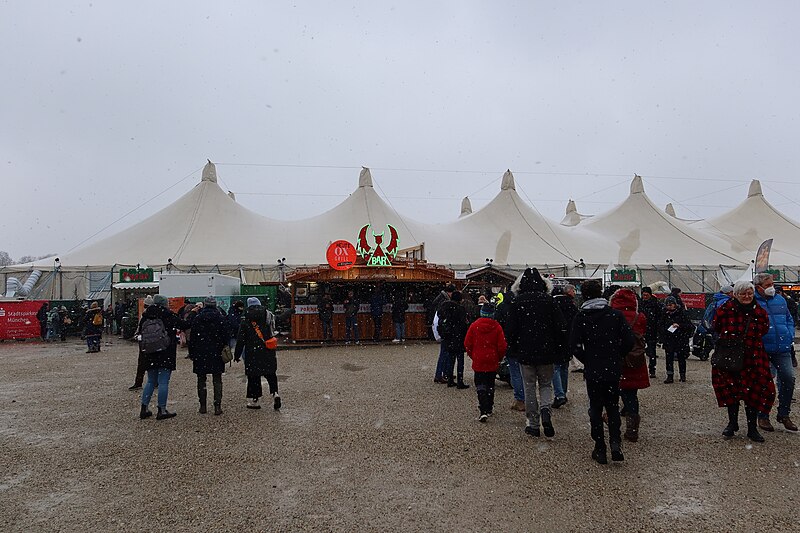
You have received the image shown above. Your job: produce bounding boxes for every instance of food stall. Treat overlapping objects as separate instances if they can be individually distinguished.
[288,258,455,342]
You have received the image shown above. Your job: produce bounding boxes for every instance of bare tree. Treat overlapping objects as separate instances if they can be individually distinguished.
[0,251,13,266]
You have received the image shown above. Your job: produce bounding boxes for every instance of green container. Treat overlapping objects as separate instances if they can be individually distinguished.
[240,285,277,312]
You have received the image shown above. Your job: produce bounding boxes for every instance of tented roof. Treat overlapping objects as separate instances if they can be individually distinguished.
[560,199,593,227]
[420,171,607,266]
[691,180,800,265]
[581,175,745,266]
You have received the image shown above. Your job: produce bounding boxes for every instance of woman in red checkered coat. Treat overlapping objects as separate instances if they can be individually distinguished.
[712,281,776,442]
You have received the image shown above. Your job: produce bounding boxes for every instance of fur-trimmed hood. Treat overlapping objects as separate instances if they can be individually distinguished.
[511,267,553,295]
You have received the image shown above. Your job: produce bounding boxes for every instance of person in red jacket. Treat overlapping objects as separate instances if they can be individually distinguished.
[609,288,650,442]
[464,303,508,422]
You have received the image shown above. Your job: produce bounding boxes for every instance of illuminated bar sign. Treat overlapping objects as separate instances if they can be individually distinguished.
[610,269,637,283]
[356,224,400,267]
[119,268,154,283]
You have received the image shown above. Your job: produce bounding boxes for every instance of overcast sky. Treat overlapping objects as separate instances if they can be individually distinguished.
[2,1,799,259]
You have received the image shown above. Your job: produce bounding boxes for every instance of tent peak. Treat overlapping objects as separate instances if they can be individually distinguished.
[201,160,218,183]
[565,199,577,215]
[501,170,515,190]
[359,167,373,188]
[460,196,472,217]
[630,174,644,194]
[748,179,763,197]
[665,203,677,217]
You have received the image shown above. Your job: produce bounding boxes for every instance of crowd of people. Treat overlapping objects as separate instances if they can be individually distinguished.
[130,295,281,420]
[431,269,797,465]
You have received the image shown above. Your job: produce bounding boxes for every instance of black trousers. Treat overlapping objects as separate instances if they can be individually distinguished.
[39,320,47,339]
[645,335,657,372]
[133,347,148,387]
[373,316,383,340]
[447,350,465,382]
[246,372,278,399]
[474,371,496,415]
[586,379,621,447]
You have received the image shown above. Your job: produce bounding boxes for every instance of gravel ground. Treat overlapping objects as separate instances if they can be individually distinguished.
[0,338,797,532]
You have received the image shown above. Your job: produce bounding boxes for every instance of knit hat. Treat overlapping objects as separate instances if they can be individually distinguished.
[153,294,168,307]
[664,296,678,306]
[60,306,67,312]
[91,301,99,309]
[720,284,734,294]
[480,303,496,317]
[203,296,217,307]
[641,286,653,295]
[247,297,261,307]
[143,295,154,307]
[519,267,547,293]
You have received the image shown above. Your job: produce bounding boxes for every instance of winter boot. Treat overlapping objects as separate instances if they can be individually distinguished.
[722,403,739,438]
[198,387,208,414]
[139,404,152,420]
[456,374,470,389]
[679,374,687,383]
[610,440,624,462]
[541,408,555,437]
[663,374,674,384]
[156,407,176,420]
[624,414,641,442]
[213,402,223,416]
[591,444,608,465]
[272,393,282,410]
[745,407,765,442]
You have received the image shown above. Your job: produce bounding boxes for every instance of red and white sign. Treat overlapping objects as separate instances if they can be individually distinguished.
[0,300,47,340]
[326,240,357,271]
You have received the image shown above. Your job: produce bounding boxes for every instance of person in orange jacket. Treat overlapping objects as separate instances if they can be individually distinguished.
[464,303,508,422]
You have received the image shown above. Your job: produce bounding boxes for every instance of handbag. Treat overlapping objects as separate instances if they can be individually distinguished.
[221,344,233,364]
[711,316,751,373]
[252,321,278,351]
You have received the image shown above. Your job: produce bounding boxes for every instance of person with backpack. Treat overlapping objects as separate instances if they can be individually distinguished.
[129,295,154,391]
[570,280,635,464]
[464,303,507,422]
[438,291,470,389]
[505,268,565,438]
[658,296,693,383]
[188,297,229,416]
[609,288,650,442]
[234,297,282,410]
[83,301,104,353]
[138,294,190,420]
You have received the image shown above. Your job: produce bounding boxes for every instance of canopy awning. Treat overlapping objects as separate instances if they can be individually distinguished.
[112,282,159,290]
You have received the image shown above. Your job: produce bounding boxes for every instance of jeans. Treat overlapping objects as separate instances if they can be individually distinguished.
[345,316,359,342]
[320,318,333,340]
[86,334,101,352]
[665,350,686,377]
[520,363,554,427]
[141,368,172,409]
[552,363,569,399]
[620,388,639,416]
[507,356,525,401]
[447,350,465,383]
[435,344,449,380]
[474,371,496,415]
[394,322,405,341]
[587,379,621,447]
[760,351,796,418]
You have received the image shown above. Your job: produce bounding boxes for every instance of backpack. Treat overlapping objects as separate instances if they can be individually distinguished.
[140,317,171,354]
[624,314,646,368]
[92,311,103,327]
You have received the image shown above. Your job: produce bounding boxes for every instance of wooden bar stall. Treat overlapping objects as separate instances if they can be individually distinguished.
[288,259,454,342]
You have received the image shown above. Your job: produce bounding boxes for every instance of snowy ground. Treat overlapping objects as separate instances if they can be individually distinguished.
[0,338,797,532]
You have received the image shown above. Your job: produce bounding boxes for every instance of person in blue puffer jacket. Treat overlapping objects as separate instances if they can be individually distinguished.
[753,272,797,432]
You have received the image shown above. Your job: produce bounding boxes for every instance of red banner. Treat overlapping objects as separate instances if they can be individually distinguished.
[0,300,48,340]
[655,293,707,309]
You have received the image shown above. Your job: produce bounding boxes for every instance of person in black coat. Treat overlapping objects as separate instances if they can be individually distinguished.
[505,268,566,438]
[391,292,409,342]
[438,291,470,389]
[83,302,104,353]
[137,294,190,420]
[658,295,693,383]
[188,297,229,415]
[639,287,663,378]
[235,297,281,410]
[570,279,635,464]
[36,302,49,339]
[552,284,579,408]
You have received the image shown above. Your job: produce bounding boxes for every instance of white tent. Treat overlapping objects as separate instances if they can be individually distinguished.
[560,199,593,227]
[581,175,746,266]
[691,180,800,266]
[420,170,608,267]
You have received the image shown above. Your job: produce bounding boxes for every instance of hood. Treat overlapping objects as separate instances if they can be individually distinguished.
[581,298,608,310]
[471,317,500,334]
[142,305,165,320]
[609,289,638,314]
[713,292,730,304]
[245,305,266,322]
[511,267,553,295]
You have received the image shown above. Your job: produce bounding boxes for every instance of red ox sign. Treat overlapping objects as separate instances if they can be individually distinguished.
[0,300,47,340]
[326,240,357,271]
